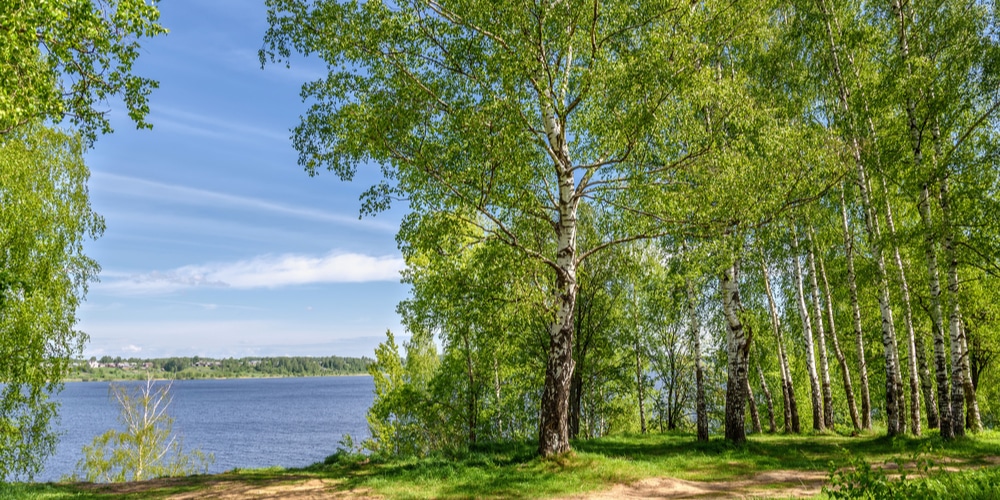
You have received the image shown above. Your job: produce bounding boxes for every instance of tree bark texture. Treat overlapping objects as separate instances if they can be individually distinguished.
[757,361,777,433]
[538,102,579,456]
[817,246,861,431]
[819,0,901,435]
[791,228,825,431]
[760,257,800,433]
[939,177,966,438]
[959,320,983,431]
[919,183,953,438]
[687,278,709,442]
[806,230,835,430]
[746,373,762,434]
[722,261,752,444]
[881,179,922,435]
[840,186,873,429]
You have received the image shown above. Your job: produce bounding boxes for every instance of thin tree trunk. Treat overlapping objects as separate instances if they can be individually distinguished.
[939,177,966,438]
[890,0,941,432]
[806,229,835,430]
[462,333,478,445]
[958,320,982,431]
[760,256,800,433]
[791,227,825,431]
[757,361,777,433]
[722,260,752,444]
[840,186,872,430]
[881,178,922,435]
[819,0,902,435]
[919,182,953,437]
[687,277,709,442]
[746,374,762,434]
[817,243,861,431]
[635,338,647,434]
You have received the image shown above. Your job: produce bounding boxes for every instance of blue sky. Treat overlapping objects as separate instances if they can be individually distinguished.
[79,1,408,359]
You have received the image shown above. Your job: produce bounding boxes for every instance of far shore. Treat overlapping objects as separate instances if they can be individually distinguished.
[63,372,371,383]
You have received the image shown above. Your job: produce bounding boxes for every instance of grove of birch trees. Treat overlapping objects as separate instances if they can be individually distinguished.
[262,0,1000,455]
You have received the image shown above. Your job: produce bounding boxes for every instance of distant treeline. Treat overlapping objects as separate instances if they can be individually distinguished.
[71,355,372,381]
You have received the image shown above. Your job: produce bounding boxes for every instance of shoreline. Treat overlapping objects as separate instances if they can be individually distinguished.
[62,372,372,383]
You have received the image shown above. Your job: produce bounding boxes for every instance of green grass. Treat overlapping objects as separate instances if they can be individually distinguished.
[7,430,1000,499]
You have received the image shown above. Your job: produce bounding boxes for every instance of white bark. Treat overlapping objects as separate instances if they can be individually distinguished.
[791,227,824,431]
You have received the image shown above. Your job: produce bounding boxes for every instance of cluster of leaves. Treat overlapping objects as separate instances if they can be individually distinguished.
[0,0,166,142]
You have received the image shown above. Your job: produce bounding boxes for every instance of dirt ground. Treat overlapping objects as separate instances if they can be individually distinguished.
[94,469,830,499]
[79,456,1000,499]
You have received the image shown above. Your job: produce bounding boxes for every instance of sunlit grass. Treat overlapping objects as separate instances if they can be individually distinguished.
[8,430,1000,499]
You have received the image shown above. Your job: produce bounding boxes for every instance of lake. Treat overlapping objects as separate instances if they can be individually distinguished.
[38,376,374,483]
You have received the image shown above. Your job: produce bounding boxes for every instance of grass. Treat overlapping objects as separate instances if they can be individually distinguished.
[5,430,1000,499]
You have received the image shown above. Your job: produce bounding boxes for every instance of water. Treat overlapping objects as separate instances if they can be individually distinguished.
[39,376,374,482]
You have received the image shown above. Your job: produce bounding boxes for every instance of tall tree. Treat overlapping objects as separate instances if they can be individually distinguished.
[0,127,103,480]
[721,259,752,443]
[261,0,786,454]
[790,227,824,431]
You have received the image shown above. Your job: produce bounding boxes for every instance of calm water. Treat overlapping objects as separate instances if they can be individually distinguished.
[39,376,373,482]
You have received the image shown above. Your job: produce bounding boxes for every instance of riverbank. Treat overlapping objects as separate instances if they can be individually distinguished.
[64,369,370,382]
[7,431,1000,499]
[66,355,372,382]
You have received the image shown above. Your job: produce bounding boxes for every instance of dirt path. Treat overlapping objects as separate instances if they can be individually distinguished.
[567,470,828,499]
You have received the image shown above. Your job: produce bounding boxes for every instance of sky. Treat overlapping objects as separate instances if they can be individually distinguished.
[79,1,409,359]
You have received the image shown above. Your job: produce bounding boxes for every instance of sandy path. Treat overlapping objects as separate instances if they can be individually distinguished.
[566,470,828,499]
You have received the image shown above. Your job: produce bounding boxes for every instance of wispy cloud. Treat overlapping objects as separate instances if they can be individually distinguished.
[91,171,397,232]
[99,251,404,294]
[150,105,290,143]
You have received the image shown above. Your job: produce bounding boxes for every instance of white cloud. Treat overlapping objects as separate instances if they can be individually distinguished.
[99,251,404,294]
[123,344,142,353]
[91,171,397,233]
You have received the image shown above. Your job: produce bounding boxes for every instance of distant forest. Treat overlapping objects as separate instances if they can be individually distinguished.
[70,355,372,381]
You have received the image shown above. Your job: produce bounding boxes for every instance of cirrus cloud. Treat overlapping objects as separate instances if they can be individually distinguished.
[99,251,405,295]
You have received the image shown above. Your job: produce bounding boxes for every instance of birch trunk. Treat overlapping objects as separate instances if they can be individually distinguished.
[923,115,956,437]
[939,177,966,438]
[757,361,777,433]
[890,0,939,431]
[538,96,579,456]
[959,320,983,431]
[760,256,800,433]
[921,185,954,438]
[746,375,762,434]
[881,179,922,435]
[635,339,647,434]
[806,230,835,430]
[818,0,902,435]
[687,277,709,442]
[817,244,862,431]
[840,186,872,429]
[722,261,752,444]
[791,227,825,431]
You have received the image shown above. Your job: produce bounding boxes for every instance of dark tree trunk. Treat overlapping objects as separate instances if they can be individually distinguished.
[687,277,709,442]
[757,362,777,433]
[722,261,752,444]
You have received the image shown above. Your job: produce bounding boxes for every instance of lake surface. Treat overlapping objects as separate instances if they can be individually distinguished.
[39,376,373,482]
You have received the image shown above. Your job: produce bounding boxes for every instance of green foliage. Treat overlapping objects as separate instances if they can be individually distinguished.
[0,0,167,142]
[0,125,103,481]
[825,449,1000,499]
[70,378,212,483]
[364,330,443,457]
